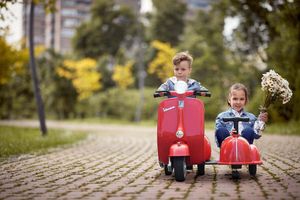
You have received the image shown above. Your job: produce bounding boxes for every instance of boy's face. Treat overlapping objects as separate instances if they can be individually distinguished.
[174,60,191,81]
[228,89,247,112]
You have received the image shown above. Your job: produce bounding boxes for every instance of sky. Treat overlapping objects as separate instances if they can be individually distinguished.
[0,2,22,44]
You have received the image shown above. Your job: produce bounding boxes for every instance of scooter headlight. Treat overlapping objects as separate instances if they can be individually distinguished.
[176,130,184,138]
[174,81,188,94]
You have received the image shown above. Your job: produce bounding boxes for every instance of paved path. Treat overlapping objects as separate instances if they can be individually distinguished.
[0,120,299,200]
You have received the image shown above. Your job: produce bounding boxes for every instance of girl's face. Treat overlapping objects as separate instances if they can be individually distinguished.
[174,60,191,82]
[228,89,247,112]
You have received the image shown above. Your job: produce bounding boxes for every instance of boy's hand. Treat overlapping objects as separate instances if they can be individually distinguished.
[258,112,268,123]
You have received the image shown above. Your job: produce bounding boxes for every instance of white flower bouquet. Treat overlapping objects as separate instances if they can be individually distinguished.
[260,69,293,112]
[254,69,293,134]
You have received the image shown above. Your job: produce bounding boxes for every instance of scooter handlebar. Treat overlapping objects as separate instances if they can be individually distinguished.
[153,90,211,98]
[193,90,211,97]
[153,91,170,98]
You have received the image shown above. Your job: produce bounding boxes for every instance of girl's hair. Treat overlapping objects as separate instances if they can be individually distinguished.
[227,83,249,106]
[172,51,193,66]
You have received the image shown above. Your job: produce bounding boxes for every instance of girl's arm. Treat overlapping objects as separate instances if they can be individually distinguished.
[254,112,268,135]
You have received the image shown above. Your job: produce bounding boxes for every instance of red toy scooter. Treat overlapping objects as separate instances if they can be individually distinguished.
[154,81,263,181]
[154,81,211,181]
[217,117,263,179]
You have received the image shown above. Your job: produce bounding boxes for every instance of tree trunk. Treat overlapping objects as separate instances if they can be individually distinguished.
[29,1,47,135]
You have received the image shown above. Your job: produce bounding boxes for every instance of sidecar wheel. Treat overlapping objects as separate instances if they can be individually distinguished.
[173,157,186,182]
[249,164,257,176]
[197,163,205,176]
[164,165,172,175]
[232,170,240,179]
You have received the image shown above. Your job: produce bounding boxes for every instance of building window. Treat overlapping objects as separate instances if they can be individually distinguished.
[61,28,75,37]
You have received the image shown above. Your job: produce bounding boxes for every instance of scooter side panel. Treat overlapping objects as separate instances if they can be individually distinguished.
[183,98,206,164]
[157,99,179,164]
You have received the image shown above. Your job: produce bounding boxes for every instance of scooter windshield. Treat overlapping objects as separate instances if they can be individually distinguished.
[174,81,188,94]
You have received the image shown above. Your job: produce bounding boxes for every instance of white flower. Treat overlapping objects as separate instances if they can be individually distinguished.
[260,69,292,108]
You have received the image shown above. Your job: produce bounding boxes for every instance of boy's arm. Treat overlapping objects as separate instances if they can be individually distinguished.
[157,82,169,91]
[190,81,208,91]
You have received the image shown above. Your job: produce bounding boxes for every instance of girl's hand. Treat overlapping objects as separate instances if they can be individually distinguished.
[259,112,268,123]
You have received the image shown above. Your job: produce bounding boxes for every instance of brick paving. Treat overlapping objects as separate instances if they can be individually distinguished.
[0,120,299,200]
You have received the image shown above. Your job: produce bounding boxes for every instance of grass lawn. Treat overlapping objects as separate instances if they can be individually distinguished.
[0,126,87,159]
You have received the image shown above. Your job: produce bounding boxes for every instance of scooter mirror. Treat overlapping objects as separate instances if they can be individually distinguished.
[174,81,188,94]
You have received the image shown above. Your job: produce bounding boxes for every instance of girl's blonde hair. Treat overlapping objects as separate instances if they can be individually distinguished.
[172,51,193,66]
[227,83,249,106]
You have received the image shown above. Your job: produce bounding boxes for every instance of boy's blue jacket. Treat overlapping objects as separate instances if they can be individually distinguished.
[157,76,207,91]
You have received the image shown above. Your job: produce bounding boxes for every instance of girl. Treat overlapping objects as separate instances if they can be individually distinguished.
[215,83,268,147]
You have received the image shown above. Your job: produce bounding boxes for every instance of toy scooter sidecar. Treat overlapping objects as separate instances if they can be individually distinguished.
[218,117,263,179]
[154,81,211,181]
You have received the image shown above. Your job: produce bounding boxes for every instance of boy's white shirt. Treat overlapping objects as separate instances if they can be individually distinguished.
[169,76,196,84]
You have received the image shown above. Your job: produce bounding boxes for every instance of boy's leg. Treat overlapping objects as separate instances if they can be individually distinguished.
[215,128,230,147]
[241,128,260,144]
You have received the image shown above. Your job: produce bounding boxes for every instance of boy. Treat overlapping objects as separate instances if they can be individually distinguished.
[157,51,207,92]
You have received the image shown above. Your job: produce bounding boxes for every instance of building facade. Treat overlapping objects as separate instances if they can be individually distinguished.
[22,0,141,53]
[22,0,210,53]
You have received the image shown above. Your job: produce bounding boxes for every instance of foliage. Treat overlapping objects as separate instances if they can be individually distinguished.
[36,49,77,119]
[1,0,298,126]
[147,40,177,82]
[57,58,102,100]
[72,0,138,58]
[149,0,187,46]
[0,44,45,119]
[73,88,159,121]
[0,37,26,85]
[112,61,135,89]
[222,0,300,121]
[0,125,87,158]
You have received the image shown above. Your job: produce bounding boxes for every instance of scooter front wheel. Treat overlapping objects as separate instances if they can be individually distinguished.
[173,156,186,182]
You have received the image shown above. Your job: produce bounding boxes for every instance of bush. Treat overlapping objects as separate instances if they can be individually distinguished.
[75,87,159,121]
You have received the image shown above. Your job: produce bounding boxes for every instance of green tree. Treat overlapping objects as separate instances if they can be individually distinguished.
[147,40,177,82]
[57,58,102,100]
[0,37,21,85]
[179,2,261,118]
[222,0,300,121]
[36,49,77,119]
[149,0,187,46]
[0,43,34,119]
[72,0,138,58]
[112,61,135,89]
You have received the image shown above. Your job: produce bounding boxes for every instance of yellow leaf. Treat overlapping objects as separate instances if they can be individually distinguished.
[148,40,177,82]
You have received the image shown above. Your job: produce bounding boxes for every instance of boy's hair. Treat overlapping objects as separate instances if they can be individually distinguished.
[227,83,249,106]
[172,51,193,66]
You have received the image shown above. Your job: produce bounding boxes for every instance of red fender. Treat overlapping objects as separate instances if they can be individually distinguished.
[219,136,263,165]
[249,144,263,164]
[169,142,190,157]
[204,135,211,161]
